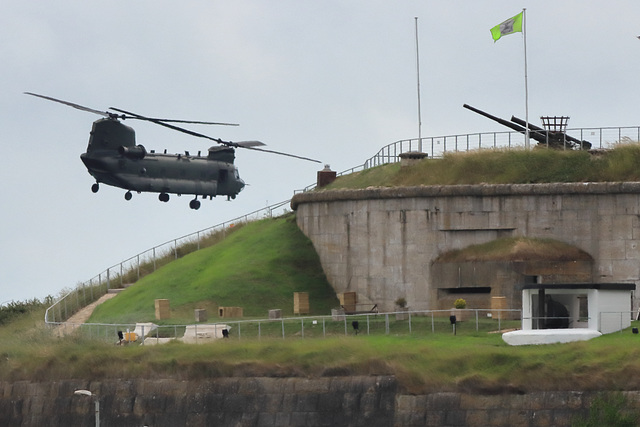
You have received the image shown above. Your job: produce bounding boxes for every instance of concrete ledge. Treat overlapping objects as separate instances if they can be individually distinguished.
[291,181,640,210]
[502,329,602,346]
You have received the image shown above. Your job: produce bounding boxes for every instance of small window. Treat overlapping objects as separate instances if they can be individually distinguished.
[220,169,228,183]
[441,287,491,294]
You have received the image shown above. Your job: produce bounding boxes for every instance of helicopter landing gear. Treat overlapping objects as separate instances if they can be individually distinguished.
[124,191,132,201]
[159,193,170,203]
[91,183,99,193]
[189,199,201,210]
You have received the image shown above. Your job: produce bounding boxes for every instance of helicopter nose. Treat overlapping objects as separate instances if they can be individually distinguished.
[80,153,109,172]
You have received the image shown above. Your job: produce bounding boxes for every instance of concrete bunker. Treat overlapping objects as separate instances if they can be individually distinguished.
[431,237,594,317]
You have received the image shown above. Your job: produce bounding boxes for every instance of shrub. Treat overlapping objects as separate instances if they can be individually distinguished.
[454,298,466,309]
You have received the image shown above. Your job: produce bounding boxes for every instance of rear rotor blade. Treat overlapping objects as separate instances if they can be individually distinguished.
[110,107,228,143]
[235,140,266,147]
[111,107,321,163]
[107,109,239,126]
[24,92,115,118]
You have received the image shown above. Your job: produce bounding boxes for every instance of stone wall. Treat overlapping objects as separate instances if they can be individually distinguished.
[291,183,640,312]
[0,377,396,427]
[2,377,640,426]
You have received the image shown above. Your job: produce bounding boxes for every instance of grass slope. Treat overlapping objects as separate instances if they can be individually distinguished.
[89,214,338,324]
[325,144,640,190]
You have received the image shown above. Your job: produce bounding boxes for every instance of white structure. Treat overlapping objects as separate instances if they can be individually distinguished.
[521,283,634,334]
[503,328,602,346]
[506,283,634,345]
[181,324,231,343]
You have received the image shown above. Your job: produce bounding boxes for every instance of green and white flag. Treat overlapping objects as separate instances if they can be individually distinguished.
[490,12,523,42]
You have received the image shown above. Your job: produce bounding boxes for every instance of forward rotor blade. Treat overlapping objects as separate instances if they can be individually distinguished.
[111,107,321,163]
[24,92,113,118]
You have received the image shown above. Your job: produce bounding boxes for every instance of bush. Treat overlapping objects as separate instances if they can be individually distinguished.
[0,298,48,325]
[454,298,466,309]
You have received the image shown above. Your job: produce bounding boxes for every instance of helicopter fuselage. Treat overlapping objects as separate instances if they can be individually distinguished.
[81,118,245,207]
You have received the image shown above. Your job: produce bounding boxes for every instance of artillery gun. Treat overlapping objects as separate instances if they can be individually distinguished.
[463,104,591,150]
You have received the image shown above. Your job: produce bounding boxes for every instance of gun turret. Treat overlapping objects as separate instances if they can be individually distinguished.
[463,104,591,150]
[510,116,591,150]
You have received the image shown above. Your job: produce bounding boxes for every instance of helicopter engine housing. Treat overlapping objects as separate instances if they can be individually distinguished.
[118,144,146,159]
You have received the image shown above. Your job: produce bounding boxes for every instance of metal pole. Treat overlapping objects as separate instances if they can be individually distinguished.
[415,17,423,152]
[94,399,100,427]
[523,8,530,150]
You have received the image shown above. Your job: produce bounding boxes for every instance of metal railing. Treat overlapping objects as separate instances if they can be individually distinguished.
[295,126,640,193]
[50,308,523,343]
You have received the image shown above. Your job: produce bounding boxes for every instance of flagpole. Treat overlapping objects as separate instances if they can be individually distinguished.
[415,17,423,152]
[523,8,530,150]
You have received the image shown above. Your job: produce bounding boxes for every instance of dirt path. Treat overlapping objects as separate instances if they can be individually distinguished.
[55,290,121,337]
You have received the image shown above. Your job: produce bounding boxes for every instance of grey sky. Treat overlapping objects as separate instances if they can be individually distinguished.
[2,1,640,303]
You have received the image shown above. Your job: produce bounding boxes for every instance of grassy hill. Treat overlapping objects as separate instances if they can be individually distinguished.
[324,144,640,190]
[89,214,339,324]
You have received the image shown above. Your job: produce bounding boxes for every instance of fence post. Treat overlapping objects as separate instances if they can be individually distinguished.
[431,311,435,333]
[476,310,479,332]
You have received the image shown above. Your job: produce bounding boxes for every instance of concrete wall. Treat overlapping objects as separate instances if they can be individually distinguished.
[292,183,640,312]
[4,378,640,427]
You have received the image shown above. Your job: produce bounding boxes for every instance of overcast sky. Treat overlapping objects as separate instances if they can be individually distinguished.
[2,1,640,304]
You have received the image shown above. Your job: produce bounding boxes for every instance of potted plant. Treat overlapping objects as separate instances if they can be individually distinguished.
[451,298,467,321]
[395,297,409,320]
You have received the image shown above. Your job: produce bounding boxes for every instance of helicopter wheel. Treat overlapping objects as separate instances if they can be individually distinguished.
[189,199,201,210]
[124,191,132,201]
[91,183,99,193]
[159,193,170,202]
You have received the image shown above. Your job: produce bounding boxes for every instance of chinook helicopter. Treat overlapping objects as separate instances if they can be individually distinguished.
[26,92,320,209]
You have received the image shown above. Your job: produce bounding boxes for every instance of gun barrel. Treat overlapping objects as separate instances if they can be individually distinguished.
[463,104,528,134]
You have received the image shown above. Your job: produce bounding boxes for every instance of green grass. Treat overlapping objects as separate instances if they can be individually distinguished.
[5,307,640,394]
[88,214,339,324]
[324,144,640,190]
[435,237,594,262]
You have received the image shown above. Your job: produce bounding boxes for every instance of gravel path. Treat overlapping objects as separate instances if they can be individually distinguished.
[55,291,120,337]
